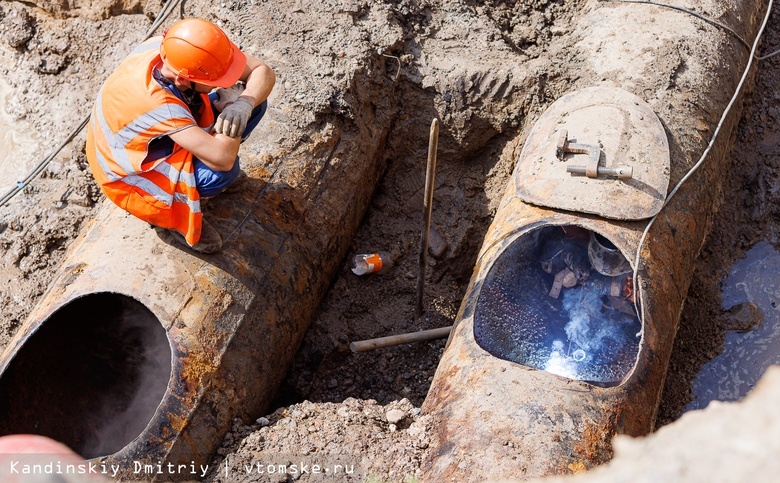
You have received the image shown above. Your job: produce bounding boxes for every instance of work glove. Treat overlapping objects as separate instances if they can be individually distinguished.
[212,84,245,112]
[214,97,254,138]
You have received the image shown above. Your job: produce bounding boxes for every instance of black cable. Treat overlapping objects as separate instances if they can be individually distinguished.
[0,0,181,209]
[0,116,90,207]
[599,0,752,52]
[758,47,780,60]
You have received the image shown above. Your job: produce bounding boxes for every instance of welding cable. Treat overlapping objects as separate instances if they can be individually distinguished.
[145,0,184,38]
[758,47,780,60]
[631,0,775,332]
[0,0,183,209]
[0,116,90,207]
[599,0,753,53]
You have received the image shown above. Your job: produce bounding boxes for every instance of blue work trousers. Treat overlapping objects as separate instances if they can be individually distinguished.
[195,94,267,198]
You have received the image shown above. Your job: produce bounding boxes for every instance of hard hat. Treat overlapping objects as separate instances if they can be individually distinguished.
[587,231,632,277]
[160,18,246,88]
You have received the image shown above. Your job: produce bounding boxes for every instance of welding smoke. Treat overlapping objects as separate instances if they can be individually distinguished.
[561,276,636,358]
[80,301,172,458]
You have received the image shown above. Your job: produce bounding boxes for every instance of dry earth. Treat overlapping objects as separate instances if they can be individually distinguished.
[0,0,778,481]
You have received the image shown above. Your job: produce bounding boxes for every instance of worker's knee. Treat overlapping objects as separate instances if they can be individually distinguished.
[193,156,241,198]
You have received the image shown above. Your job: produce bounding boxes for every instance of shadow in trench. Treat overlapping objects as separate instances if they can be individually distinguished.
[0,293,171,458]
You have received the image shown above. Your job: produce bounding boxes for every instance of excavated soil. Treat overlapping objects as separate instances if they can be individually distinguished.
[0,0,779,481]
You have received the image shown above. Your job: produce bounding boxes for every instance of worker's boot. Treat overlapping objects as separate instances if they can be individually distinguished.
[157,218,223,254]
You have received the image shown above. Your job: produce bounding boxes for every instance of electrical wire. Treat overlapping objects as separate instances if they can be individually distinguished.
[758,47,780,60]
[0,0,183,209]
[599,0,752,53]
[631,0,775,333]
[0,116,89,206]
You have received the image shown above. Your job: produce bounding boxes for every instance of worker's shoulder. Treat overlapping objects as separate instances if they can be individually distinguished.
[127,37,162,57]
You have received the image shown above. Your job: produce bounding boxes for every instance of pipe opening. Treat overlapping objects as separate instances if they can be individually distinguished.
[0,293,171,458]
[594,232,616,250]
[474,225,641,387]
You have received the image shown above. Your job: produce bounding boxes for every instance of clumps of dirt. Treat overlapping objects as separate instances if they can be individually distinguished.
[471,0,579,56]
[205,398,432,482]
[383,0,434,39]
[17,0,145,20]
[0,141,101,347]
[0,4,35,49]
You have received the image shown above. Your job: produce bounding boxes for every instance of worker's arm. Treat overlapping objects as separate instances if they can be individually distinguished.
[169,55,275,169]
[168,127,240,172]
[237,53,276,108]
[214,54,276,137]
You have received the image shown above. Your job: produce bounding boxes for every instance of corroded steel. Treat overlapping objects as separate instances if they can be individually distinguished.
[421,0,765,480]
[0,91,395,477]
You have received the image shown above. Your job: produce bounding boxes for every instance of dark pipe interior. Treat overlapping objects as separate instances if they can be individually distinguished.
[474,225,641,387]
[594,232,617,250]
[0,293,171,458]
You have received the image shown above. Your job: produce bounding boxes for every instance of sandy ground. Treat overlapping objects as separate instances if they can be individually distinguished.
[0,0,779,481]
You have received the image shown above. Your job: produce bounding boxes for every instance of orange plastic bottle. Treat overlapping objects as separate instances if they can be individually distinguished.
[351,252,393,275]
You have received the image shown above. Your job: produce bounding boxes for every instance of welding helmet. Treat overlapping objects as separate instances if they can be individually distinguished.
[587,232,632,277]
[160,18,246,88]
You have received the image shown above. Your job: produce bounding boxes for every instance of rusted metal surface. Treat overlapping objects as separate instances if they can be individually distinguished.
[516,86,669,220]
[420,0,765,480]
[421,213,652,481]
[0,88,396,476]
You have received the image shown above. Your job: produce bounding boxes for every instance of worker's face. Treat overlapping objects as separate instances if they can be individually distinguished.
[173,75,213,94]
[160,62,214,94]
[190,81,214,94]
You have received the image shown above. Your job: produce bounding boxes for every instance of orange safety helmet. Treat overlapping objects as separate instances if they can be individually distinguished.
[160,18,246,88]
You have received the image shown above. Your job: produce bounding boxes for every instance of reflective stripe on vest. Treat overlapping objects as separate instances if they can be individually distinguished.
[86,37,215,246]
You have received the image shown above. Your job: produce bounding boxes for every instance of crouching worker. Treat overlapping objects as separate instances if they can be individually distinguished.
[86,18,275,253]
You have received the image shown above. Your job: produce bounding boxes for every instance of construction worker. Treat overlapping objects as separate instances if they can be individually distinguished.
[86,18,275,253]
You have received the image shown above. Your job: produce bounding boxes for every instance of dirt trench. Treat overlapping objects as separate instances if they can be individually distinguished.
[0,0,779,480]
[273,0,589,412]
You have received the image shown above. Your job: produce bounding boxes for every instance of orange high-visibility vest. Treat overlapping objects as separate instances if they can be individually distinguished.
[86,38,215,245]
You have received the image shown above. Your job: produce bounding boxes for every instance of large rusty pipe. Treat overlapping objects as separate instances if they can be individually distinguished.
[420,0,767,480]
[0,101,392,476]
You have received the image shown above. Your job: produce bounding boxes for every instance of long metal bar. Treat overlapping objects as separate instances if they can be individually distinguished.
[349,326,451,352]
[416,119,440,317]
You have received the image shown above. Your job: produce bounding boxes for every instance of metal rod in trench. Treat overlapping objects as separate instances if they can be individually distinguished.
[350,326,452,352]
[416,118,440,318]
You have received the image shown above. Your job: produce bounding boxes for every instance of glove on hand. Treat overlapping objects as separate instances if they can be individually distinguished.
[214,97,254,138]
[213,84,245,112]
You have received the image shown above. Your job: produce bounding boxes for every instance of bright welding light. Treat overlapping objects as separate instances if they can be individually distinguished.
[544,341,580,380]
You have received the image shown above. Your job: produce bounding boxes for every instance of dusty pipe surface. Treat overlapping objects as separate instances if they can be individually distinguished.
[0,80,397,476]
[420,0,766,480]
